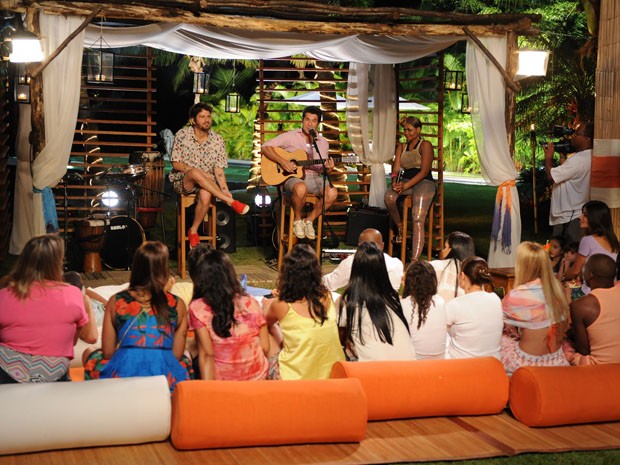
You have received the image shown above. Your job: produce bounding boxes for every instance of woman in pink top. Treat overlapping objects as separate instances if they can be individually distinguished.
[188,248,269,380]
[0,235,97,383]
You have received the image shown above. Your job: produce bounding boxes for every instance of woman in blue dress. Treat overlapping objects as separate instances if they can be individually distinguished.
[84,241,192,391]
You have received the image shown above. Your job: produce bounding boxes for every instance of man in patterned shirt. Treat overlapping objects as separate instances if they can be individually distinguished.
[169,103,249,248]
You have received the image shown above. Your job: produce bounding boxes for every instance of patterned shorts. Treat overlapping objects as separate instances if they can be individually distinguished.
[500,334,569,376]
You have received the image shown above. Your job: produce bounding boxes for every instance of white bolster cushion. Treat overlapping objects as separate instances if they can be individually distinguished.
[0,376,171,455]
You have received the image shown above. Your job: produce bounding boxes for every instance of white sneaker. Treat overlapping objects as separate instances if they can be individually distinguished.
[304,221,316,240]
[293,219,305,239]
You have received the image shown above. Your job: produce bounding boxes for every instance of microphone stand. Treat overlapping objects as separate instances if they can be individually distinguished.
[310,129,333,263]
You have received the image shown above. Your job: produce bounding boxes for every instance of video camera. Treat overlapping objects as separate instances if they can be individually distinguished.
[539,125,574,154]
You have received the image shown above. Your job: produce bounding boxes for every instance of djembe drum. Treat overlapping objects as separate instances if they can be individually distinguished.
[74,216,108,273]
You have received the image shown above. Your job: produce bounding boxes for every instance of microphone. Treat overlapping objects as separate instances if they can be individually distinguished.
[309,128,317,140]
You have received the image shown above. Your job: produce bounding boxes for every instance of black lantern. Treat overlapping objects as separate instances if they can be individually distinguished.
[225,91,240,113]
[14,64,30,103]
[460,91,471,114]
[84,23,114,84]
[225,63,240,113]
[444,69,463,91]
[193,72,209,94]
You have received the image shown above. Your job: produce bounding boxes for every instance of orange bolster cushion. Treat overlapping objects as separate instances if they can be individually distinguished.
[330,358,509,421]
[170,378,367,450]
[510,364,620,427]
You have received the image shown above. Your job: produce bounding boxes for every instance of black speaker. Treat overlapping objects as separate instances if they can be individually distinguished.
[345,206,390,246]
[216,203,236,253]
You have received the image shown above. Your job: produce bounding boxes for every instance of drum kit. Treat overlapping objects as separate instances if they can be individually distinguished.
[70,151,166,273]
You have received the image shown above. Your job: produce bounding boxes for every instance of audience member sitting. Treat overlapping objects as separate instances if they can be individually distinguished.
[337,242,414,361]
[445,257,503,360]
[265,244,344,379]
[429,231,475,303]
[401,260,447,360]
[63,271,104,328]
[323,228,403,292]
[562,200,619,297]
[188,248,270,380]
[0,234,97,384]
[84,241,193,392]
[546,235,565,275]
[500,242,570,375]
[563,254,620,365]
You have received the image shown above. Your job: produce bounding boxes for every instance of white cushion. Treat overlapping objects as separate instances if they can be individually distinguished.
[0,376,171,455]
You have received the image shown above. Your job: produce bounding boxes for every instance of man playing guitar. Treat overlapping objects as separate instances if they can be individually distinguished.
[261,106,337,240]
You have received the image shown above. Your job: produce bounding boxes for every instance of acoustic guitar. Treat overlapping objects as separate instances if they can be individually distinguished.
[261,148,359,186]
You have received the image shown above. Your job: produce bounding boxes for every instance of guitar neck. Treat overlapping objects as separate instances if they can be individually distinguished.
[297,156,345,167]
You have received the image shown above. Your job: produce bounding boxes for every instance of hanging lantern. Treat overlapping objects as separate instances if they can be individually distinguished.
[84,21,114,84]
[444,69,463,91]
[225,91,240,113]
[14,64,30,103]
[193,72,209,94]
[460,91,471,114]
[515,49,549,79]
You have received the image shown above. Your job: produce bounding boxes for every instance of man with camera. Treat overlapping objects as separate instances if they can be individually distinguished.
[544,121,594,244]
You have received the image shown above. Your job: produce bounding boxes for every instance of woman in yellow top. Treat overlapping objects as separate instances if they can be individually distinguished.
[266,244,344,379]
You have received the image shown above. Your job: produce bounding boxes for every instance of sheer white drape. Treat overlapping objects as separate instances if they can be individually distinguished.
[346,63,396,207]
[466,36,521,267]
[10,14,86,253]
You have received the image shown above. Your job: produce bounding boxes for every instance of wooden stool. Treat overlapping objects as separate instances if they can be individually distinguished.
[387,195,436,264]
[177,194,217,279]
[277,192,323,270]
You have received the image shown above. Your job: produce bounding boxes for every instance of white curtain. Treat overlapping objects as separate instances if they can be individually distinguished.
[83,23,457,64]
[9,14,86,253]
[466,37,521,267]
[346,63,396,207]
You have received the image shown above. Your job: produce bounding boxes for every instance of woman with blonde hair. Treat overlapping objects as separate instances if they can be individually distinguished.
[385,116,436,261]
[0,234,97,383]
[501,241,570,375]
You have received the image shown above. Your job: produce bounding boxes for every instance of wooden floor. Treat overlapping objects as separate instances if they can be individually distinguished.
[2,412,620,464]
[81,261,338,290]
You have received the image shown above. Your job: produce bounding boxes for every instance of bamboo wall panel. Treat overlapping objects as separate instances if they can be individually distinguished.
[53,47,157,233]
[0,75,11,260]
[594,0,620,236]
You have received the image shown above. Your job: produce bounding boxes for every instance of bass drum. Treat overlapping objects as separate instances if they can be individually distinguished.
[101,216,146,270]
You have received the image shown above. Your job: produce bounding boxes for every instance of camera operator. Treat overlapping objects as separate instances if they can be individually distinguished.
[544,121,594,244]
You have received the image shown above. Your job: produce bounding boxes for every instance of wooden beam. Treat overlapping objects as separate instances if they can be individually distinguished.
[1,1,539,37]
[30,8,101,79]
[462,26,521,93]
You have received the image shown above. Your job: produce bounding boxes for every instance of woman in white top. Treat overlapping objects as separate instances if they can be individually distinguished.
[338,242,414,361]
[445,257,503,360]
[401,261,447,359]
[430,231,475,303]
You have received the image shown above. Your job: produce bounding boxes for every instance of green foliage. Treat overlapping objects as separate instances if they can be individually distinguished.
[210,99,258,160]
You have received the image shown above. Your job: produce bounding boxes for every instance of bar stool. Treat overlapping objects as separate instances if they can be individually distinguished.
[177,194,217,279]
[387,195,436,264]
[277,191,323,270]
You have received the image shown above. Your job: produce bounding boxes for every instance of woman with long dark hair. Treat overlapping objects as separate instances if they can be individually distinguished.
[265,244,344,379]
[338,242,414,361]
[563,200,619,296]
[84,241,192,391]
[429,231,476,303]
[445,257,503,359]
[188,248,269,380]
[401,260,447,360]
[0,235,97,384]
